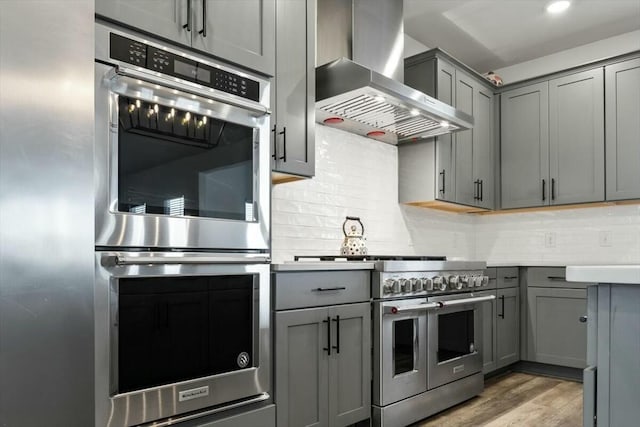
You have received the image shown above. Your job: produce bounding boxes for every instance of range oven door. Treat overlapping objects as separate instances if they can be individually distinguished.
[373,299,428,407]
[426,293,494,390]
[95,252,271,427]
[94,57,271,251]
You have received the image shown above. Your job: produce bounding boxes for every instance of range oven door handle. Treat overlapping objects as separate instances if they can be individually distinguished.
[384,294,497,314]
[105,254,270,266]
[108,66,270,117]
[436,294,496,307]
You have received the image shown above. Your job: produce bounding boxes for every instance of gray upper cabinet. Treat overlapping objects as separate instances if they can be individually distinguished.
[496,287,520,369]
[548,69,604,205]
[605,58,640,201]
[192,0,275,76]
[272,0,315,177]
[402,52,495,210]
[96,1,191,46]
[501,82,550,209]
[96,0,275,76]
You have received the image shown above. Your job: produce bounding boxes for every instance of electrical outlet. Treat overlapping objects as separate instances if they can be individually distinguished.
[599,231,612,247]
[545,232,556,248]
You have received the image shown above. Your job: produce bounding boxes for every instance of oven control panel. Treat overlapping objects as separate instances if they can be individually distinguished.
[374,271,490,299]
[109,33,260,102]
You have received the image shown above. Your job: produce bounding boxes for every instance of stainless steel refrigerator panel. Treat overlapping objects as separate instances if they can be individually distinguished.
[0,2,95,426]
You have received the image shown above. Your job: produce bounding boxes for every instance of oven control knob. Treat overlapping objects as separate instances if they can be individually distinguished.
[474,276,484,287]
[459,275,469,289]
[384,279,397,294]
[400,278,412,293]
[449,275,461,290]
[411,278,423,292]
[421,277,433,291]
[433,276,446,291]
[481,275,489,287]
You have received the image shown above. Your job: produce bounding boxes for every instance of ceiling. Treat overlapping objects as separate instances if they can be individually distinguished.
[403,0,640,73]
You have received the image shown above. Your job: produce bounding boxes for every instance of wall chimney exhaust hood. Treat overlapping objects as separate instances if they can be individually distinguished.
[316,0,473,145]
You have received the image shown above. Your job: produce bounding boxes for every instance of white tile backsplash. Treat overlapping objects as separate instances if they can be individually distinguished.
[272,125,640,265]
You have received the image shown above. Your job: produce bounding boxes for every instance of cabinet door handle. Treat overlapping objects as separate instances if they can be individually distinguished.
[579,315,588,323]
[542,179,546,201]
[323,316,331,355]
[439,170,446,194]
[198,0,207,37]
[332,316,341,354]
[183,0,192,31]
[278,127,287,162]
[480,179,484,201]
[499,295,505,319]
[551,178,556,200]
[271,125,277,159]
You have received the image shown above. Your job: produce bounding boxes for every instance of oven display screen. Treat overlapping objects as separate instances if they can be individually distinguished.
[174,60,197,80]
[196,67,211,84]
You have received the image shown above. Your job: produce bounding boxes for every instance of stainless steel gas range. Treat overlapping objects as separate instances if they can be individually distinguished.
[371,258,493,427]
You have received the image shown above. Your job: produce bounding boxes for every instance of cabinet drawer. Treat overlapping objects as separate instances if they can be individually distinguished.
[527,267,590,289]
[497,267,519,288]
[273,271,370,310]
[484,268,497,289]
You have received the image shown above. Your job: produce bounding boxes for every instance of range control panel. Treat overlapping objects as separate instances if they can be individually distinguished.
[109,33,260,102]
[374,271,490,299]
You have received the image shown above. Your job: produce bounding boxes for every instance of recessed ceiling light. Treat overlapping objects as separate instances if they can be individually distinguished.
[546,0,571,14]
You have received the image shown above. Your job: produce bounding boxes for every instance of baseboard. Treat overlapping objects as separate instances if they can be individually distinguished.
[511,361,583,382]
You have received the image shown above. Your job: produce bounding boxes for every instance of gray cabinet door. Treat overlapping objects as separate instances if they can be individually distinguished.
[549,69,604,205]
[192,0,275,76]
[96,0,191,46]
[272,0,315,177]
[473,86,495,209]
[435,59,457,202]
[275,307,329,427]
[526,287,587,368]
[454,71,475,206]
[605,58,640,201]
[501,82,550,208]
[496,287,519,369]
[328,303,371,427]
[480,292,498,374]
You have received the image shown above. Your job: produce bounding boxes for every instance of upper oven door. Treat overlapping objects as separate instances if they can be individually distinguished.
[373,299,428,407]
[426,293,493,390]
[94,252,271,427]
[94,59,271,251]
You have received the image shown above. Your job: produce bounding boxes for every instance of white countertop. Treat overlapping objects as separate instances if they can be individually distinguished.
[566,265,640,285]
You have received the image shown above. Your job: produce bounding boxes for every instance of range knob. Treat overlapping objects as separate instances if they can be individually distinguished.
[384,279,398,294]
[399,278,412,293]
[433,276,446,291]
[459,275,470,289]
[475,276,484,287]
[421,277,433,291]
[481,275,489,287]
[412,278,423,292]
[449,275,462,290]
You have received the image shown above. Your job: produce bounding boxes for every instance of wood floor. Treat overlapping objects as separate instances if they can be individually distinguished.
[412,372,583,427]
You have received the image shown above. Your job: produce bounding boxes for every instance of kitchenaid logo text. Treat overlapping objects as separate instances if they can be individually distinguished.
[178,386,210,402]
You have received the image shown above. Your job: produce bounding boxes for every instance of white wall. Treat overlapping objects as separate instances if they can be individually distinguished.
[404,34,429,58]
[271,126,475,263]
[493,30,640,84]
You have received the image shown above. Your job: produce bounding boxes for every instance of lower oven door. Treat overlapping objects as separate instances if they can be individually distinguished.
[95,252,270,427]
[373,299,428,406]
[427,293,493,390]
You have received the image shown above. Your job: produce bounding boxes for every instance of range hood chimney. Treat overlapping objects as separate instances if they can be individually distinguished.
[316,0,473,144]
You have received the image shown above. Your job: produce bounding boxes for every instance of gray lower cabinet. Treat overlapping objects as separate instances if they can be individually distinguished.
[96,0,275,76]
[548,69,604,205]
[272,0,315,177]
[496,287,519,369]
[605,58,640,201]
[526,287,587,368]
[275,302,370,427]
[501,82,550,209]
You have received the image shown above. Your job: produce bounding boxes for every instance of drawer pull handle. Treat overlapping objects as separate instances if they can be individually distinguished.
[547,276,566,281]
[313,287,347,292]
[503,276,518,280]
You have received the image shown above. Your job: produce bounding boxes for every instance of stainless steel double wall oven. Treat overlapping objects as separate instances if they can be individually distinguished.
[94,23,272,426]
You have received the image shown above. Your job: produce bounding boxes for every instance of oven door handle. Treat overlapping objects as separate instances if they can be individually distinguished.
[384,294,496,314]
[105,254,270,266]
[435,294,496,307]
[108,66,270,117]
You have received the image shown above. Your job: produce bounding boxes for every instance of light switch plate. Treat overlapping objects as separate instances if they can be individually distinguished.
[545,232,556,248]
